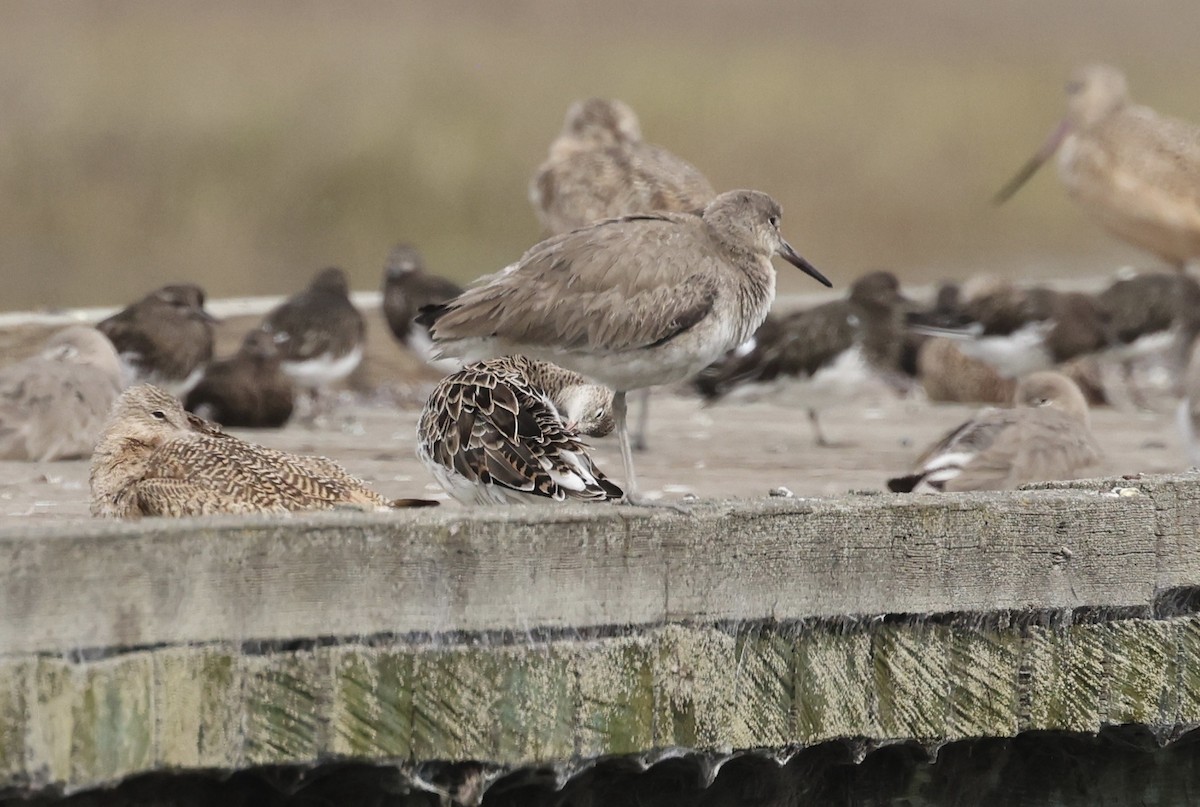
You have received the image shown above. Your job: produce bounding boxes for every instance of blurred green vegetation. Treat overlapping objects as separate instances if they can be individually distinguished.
[1,1,1199,311]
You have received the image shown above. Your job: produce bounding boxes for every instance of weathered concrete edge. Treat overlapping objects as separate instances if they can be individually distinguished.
[4,616,1200,795]
[2,474,1194,657]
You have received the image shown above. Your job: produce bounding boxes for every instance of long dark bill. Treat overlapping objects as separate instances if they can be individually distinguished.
[992,119,1071,205]
[779,239,832,287]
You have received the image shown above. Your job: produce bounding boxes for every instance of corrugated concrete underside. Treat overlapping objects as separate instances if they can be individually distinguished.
[3,473,1200,801]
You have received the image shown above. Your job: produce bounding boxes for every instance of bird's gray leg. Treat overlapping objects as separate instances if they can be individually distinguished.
[631,388,652,452]
[808,408,830,447]
[614,390,688,511]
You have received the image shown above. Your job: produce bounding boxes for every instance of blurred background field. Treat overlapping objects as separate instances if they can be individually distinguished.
[2,0,1199,312]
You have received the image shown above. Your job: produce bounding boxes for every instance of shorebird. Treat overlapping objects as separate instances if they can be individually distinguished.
[530,97,718,452]
[260,267,365,410]
[417,356,621,505]
[916,337,1017,405]
[97,283,217,396]
[419,189,831,505]
[381,244,463,371]
[530,97,716,234]
[0,326,122,461]
[887,371,1101,493]
[692,271,910,446]
[90,384,435,518]
[995,64,1200,269]
[184,329,295,429]
[949,281,1108,378]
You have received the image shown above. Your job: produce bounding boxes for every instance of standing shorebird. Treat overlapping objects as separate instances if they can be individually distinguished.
[887,371,1101,493]
[97,283,217,396]
[692,271,912,447]
[531,97,717,451]
[417,356,621,505]
[90,384,435,518]
[184,329,295,429]
[0,326,123,461]
[420,189,831,506]
[995,64,1200,268]
[381,244,464,371]
[261,267,365,413]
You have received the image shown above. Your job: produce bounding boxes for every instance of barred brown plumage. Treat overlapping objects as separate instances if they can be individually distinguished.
[90,384,435,518]
[417,356,620,505]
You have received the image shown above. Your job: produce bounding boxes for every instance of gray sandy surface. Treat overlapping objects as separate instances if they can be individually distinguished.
[0,388,1183,525]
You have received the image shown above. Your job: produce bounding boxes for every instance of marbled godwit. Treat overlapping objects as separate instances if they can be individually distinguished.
[693,271,910,447]
[184,329,295,429]
[260,267,365,405]
[90,384,435,518]
[0,326,122,461]
[995,64,1200,268]
[420,189,831,506]
[381,244,464,372]
[417,355,620,505]
[98,283,217,396]
[887,371,1101,492]
[531,98,718,452]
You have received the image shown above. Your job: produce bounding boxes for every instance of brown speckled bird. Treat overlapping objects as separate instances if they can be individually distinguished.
[184,329,295,429]
[417,356,621,505]
[996,64,1200,268]
[97,283,217,396]
[529,97,716,234]
[91,384,435,518]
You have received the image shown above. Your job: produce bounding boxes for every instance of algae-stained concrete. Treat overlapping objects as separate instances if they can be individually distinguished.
[2,474,1200,797]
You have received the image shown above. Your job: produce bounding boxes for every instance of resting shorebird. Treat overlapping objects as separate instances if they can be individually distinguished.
[995,64,1200,269]
[531,97,717,452]
[420,189,831,506]
[184,329,295,429]
[90,384,435,518]
[98,283,217,396]
[381,244,463,371]
[0,326,122,461]
[693,271,910,447]
[887,371,1101,493]
[948,281,1108,378]
[417,356,620,505]
[261,267,365,412]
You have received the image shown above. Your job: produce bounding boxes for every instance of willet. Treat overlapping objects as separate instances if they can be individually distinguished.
[381,244,464,372]
[260,267,365,411]
[417,355,621,505]
[887,371,1101,493]
[184,329,295,429]
[90,384,436,518]
[0,326,122,461]
[531,97,718,452]
[995,64,1200,268]
[420,189,831,505]
[693,271,910,447]
[97,283,217,396]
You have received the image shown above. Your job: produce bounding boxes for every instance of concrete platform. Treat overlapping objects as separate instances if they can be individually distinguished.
[3,473,1200,801]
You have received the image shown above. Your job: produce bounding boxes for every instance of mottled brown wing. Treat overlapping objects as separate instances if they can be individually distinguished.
[430,214,719,353]
[421,364,620,501]
[129,478,289,517]
[143,435,387,512]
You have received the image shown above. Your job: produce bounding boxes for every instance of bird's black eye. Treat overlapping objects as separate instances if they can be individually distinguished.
[151,410,167,420]
[769,215,781,228]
